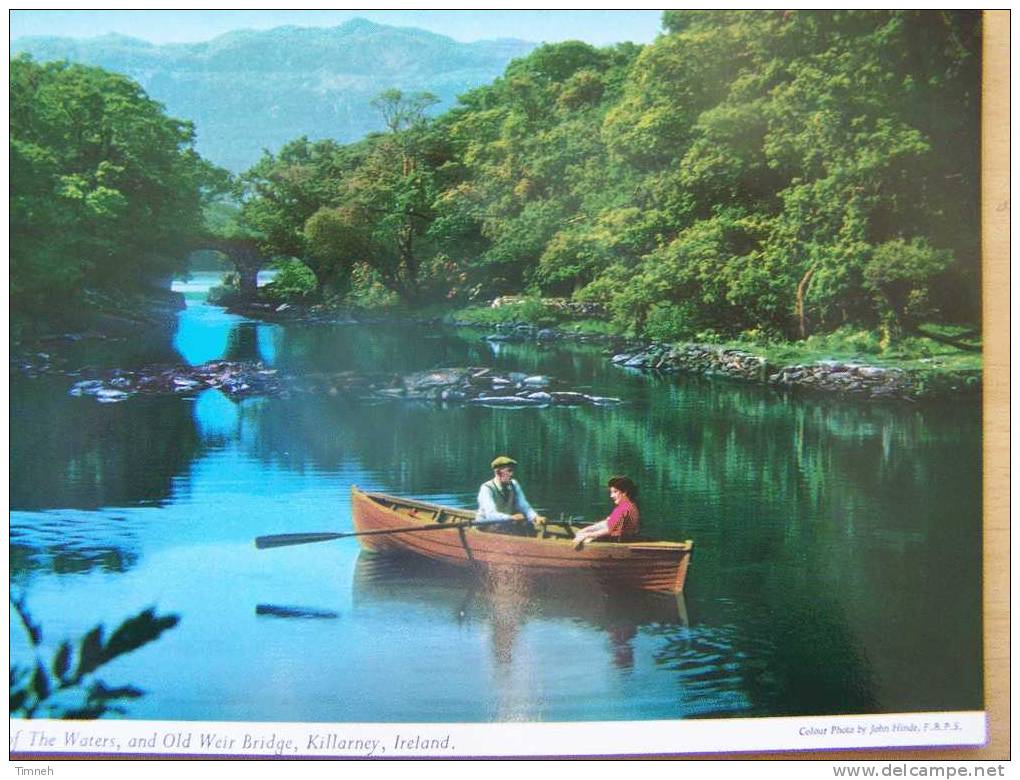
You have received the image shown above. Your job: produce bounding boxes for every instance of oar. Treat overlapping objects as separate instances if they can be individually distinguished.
[255,517,506,550]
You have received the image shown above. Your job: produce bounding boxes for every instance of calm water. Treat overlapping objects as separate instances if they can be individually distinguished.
[9,273,983,723]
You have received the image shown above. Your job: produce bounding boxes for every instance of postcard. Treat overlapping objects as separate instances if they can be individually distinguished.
[8,9,1007,760]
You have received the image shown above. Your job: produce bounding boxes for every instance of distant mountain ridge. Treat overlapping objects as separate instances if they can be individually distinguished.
[12,18,537,172]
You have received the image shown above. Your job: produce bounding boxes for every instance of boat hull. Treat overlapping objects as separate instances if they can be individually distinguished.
[350,487,693,594]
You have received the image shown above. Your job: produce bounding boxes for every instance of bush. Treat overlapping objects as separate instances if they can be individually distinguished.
[863,238,954,336]
[452,297,565,328]
[261,259,317,304]
[343,263,400,310]
[802,327,883,356]
[207,273,242,306]
[642,302,698,342]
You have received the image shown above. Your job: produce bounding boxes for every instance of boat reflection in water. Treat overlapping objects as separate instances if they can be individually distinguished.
[254,604,340,620]
[351,550,688,672]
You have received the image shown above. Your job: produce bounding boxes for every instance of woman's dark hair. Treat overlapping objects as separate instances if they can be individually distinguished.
[608,475,638,503]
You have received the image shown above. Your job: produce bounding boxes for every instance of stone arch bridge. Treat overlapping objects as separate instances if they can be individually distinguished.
[193,236,266,299]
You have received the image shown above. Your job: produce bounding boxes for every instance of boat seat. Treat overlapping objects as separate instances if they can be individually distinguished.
[537,522,576,540]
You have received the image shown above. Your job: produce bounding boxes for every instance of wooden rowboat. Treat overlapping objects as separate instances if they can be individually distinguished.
[351,486,694,594]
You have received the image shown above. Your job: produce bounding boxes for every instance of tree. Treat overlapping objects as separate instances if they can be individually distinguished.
[238,138,353,253]
[10,56,227,306]
[371,89,439,139]
[863,238,953,340]
[215,11,981,341]
[591,11,980,339]
[437,41,643,298]
[305,91,443,303]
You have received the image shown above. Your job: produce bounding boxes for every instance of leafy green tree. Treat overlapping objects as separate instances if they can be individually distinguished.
[302,91,443,303]
[302,205,370,297]
[238,138,353,254]
[592,11,980,339]
[438,41,643,298]
[10,56,226,306]
[863,238,954,339]
[219,11,981,342]
[261,259,319,304]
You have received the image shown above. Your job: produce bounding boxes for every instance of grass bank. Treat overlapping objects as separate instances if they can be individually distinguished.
[446,299,982,399]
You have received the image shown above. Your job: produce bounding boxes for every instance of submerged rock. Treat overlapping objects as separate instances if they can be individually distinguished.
[95,389,131,403]
[67,360,283,403]
[64,359,624,411]
[469,395,550,407]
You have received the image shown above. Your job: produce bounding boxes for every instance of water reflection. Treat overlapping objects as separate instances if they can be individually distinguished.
[223,322,268,363]
[192,389,240,441]
[172,275,279,367]
[10,379,202,510]
[345,553,779,721]
[351,553,688,665]
[9,509,141,581]
[8,288,983,722]
[255,604,340,620]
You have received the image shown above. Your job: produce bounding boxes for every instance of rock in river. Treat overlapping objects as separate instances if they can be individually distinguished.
[66,362,623,410]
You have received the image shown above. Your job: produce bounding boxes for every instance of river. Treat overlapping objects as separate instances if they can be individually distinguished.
[9,272,983,724]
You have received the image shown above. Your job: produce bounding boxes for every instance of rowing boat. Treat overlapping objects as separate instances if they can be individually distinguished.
[350,486,694,594]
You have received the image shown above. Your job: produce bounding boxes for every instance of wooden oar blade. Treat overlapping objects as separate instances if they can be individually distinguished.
[255,532,346,549]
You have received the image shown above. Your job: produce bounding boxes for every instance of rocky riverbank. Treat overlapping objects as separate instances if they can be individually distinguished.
[467,321,979,402]
[67,361,282,402]
[607,343,980,401]
[609,343,907,400]
[18,295,979,404]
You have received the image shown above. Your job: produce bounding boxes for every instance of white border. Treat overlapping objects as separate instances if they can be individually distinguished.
[9,711,987,758]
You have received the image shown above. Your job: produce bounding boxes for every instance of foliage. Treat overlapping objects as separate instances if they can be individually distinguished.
[196,12,982,341]
[453,297,565,328]
[642,302,701,342]
[10,56,228,306]
[260,259,318,304]
[863,238,954,337]
[234,137,357,286]
[10,598,179,719]
[207,273,242,306]
[294,92,449,303]
[302,205,365,296]
[343,264,401,310]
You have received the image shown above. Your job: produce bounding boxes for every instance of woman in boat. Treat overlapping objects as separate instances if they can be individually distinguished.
[573,476,640,550]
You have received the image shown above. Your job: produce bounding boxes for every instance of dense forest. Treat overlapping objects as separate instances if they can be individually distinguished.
[10,11,982,345]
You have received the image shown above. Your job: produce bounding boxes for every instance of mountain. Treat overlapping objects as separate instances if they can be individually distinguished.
[11,19,537,172]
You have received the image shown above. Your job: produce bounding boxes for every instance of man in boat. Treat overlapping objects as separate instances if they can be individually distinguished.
[476,456,546,533]
[572,476,640,549]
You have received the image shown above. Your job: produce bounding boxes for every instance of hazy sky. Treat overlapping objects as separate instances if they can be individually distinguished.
[9,10,665,46]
